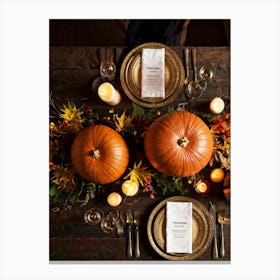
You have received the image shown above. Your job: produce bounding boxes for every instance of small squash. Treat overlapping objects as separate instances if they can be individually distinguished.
[71,125,129,184]
[223,171,230,201]
[144,111,213,177]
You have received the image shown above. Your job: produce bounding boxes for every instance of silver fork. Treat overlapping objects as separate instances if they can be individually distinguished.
[133,211,141,258]
[126,209,133,258]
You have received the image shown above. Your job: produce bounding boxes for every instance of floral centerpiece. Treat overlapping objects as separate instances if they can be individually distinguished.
[49,94,230,211]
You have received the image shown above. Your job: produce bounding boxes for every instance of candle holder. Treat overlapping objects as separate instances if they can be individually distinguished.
[194,179,210,195]
[107,192,122,207]
[121,180,140,206]
[121,180,139,197]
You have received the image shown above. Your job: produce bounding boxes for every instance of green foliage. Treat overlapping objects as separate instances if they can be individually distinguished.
[131,103,174,121]
[152,175,191,195]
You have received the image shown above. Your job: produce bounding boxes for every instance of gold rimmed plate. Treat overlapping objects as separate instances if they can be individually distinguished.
[147,196,213,261]
[120,42,184,108]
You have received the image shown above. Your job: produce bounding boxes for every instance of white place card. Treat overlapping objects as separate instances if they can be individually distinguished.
[141,48,165,98]
[166,201,192,254]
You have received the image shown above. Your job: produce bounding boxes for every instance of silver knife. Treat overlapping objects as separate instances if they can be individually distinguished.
[209,201,219,259]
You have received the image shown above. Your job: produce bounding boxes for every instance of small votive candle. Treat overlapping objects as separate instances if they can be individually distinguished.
[98,82,121,106]
[209,97,225,114]
[121,180,139,197]
[194,180,210,194]
[107,192,122,207]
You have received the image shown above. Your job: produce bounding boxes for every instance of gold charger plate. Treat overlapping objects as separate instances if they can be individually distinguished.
[120,42,185,108]
[147,196,213,261]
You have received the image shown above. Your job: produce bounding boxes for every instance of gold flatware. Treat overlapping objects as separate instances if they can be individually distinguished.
[133,211,141,258]
[184,48,192,86]
[126,210,133,258]
[218,209,230,258]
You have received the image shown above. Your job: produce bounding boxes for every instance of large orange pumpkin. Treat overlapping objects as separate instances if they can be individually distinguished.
[144,111,213,177]
[71,125,129,184]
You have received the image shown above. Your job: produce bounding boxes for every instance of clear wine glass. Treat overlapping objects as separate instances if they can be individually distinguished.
[186,48,207,101]
[199,63,216,81]
[100,210,118,234]
[100,48,116,81]
[84,208,104,225]
[91,48,116,93]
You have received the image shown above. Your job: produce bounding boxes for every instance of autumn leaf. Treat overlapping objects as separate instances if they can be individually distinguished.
[59,102,83,122]
[124,160,152,187]
[115,110,134,132]
[51,165,75,190]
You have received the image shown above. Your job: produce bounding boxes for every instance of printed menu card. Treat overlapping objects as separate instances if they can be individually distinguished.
[141,48,165,98]
[166,201,192,253]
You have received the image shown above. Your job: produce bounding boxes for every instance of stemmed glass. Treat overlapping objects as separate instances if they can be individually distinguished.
[84,208,104,225]
[100,209,119,234]
[199,63,216,81]
[186,48,207,103]
[91,48,116,92]
[199,63,230,112]
[100,48,116,80]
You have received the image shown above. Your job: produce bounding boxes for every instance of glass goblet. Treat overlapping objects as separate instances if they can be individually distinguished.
[100,48,116,81]
[100,211,118,234]
[187,79,207,100]
[199,63,216,81]
[100,61,116,81]
[84,208,104,225]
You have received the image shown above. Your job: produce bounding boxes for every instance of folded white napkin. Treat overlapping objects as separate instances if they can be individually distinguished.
[141,48,165,98]
[166,201,192,254]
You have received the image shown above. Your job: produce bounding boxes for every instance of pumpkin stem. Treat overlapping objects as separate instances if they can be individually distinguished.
[178,136,189,148]
[91,149,100,159]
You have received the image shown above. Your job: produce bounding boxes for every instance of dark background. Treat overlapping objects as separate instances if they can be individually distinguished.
[50,19,230,47]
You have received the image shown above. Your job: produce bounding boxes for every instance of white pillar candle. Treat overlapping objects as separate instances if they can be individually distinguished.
[121,180,139,197]
[107,192,122,207]
[98,82,121,106]
[210,97,225,114]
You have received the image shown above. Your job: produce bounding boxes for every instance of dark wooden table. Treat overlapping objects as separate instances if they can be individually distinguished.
[49,45,230,261]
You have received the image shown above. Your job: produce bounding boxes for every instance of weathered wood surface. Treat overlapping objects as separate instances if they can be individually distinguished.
[50,46,230,111]
[49,46,231,261]
[50,189,230,261]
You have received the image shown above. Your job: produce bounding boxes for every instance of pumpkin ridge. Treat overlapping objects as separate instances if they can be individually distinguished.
[144,111,213,177]
[71,124,129,184]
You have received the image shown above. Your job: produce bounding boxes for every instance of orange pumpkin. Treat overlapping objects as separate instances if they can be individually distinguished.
[71,125,129,184]
[144,111,213,177]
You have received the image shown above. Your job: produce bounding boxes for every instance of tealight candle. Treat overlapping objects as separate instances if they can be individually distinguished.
[121,180,139,197]
[194,179,210,194]
[98,82,121,106]
[210,168,225,183]
[107,192,122,207]
[210,97,225,114]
